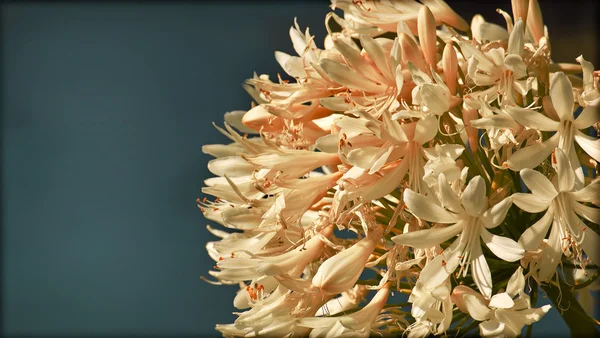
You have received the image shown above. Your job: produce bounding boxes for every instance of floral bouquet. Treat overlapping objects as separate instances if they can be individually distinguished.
[198,0,600,337]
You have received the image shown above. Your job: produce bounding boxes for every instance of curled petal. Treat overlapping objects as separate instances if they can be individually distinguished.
[404,189,459,223]
[512,193,551,213]
[480,227,525,262]
[520,168,559,200]
[518,209,553,251]
[507,132,559,170]
[549,72,574,121]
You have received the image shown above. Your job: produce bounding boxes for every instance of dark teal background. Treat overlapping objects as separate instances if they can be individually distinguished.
[1,2,596,337]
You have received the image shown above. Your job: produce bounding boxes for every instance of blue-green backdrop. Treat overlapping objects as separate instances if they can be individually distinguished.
[2,1,596,337]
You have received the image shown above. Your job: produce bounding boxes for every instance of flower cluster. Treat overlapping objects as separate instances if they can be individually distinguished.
[199,0,600,337]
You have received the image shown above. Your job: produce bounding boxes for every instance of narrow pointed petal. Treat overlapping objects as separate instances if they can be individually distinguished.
[570,179,600,204]
[571,201,600,224]
[507,132,559,170]
[580,224,600,264]
[480,197,512,229]
[512,193,551,213]
[506,267,525,298]
[527,0,544,43]
[507,18,524,55]
[520,168,559,200]
[404,189,459,223]
[574,130,600,162]
[392,221,463,249]
[505,106,560,131]
[360,35,394,83]
[418,5,437,67]
[549,72,574,121]
[480,227,525,262]
[538,221,562,281]
[554,148,575,192]
[462,176,487,217]
[573,104,600,130]
[442,42,458,94]
[438,173,463,214]
[471,242,493,299]
[320,59,383,93]
[518,209,553,250]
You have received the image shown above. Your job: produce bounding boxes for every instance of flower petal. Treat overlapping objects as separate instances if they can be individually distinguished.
[438,173,464,214]
[507,132,559,170]
[554,148,575,192]
[471,241,493,299]
[571,200,600,224]
[538,221,562,282]
[512,193,551,213]
[480,197,512,229]
[550,72,575,121]
[463,294,492,321]
[505,267,525,298]
[462,176,487,217]
[518,209,553,251]
[392,221,464,249]
[574,104,600,130]
[570,179,600,204]
[479,319,505,337]
[404,189,459,223]
[520,168,559,200]
[480,227,525,262]
[580,224,600,265]
[505,106,560,131]
[574,130,600,162]
[320,59,383,93]
[488,292,515,309]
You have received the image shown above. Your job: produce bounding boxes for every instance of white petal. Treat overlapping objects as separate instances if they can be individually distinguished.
[580,224,600,265]
[480,197,512,228]
[505,106,560,131]
[392,221,463,249]
[413,114,438,144]
[463,294,493,321]
[574,130,600,162]
[488,292,514,309]
[519,305,552,325]
[404,189,459,223]
[520,168,559,200]
[550,72,575,121]
[574,104,600,129]
[471,242,493,299]
[208,156,255,177]
[224,110,258,134]
[571,200,600,224]
[320,59,383,93]
[518,209,553,251]
[480,227,525,262]
[512,193,551,213]
[538,221,562,282]
[507,132,559,170]
[360,34,394,83]
[333,38,387,85]
[554,148,575,192]
[479,319,505,337]
[419,238,463,290]
[570,179,600,204]
[462,176,487,217]
[437,173,464,213]
[505,267,525,298]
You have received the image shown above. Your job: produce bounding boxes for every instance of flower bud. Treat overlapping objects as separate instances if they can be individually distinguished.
[312,227,383,294]
[399,33,428,73]
[462,108,479,153]
[511,0,529,29]
[527,0,544,44]
[442,42,458,94]
[418,5,438,68]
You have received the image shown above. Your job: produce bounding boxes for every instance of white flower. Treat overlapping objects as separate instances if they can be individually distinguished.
[505,72,600,186]
[393,175,523,298]
[297,285,390,338]
[406,277,453,338]
[514,148,600,281]
[452,267,551,338]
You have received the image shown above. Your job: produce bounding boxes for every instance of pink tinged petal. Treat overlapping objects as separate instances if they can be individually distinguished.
[463,294,493,321]
[332,38,388,85]
[554,148,575,192]
[570,179,600,204]
[404,189,459,223]
[507,19,524,55]
[418,5,438,67]
[520,168,559,200]
[360,35,394,83]
[320,59,383,93]
[488,292,515,309]
[579,224,600,265]
[538,221,562,282]
[438,173,464,214]
[395,64,405,93]
[574,104,600,130]
[574,130,600,162]
[518,209,553,251]
[571,200,600,224]
[512,193,551,213]
[462,176,488,217]
[399,33,427,73]
[451,285,482,314]
[442,42,458,94]
[505,267,525,298]
[505,106,560,131]
[315,134,339,153]
[413,114,438,144]
[507,131,559,170]
[480,197,513,229]
[471,241,493,299]
[527,0,544,43]
[392,221,464,249]
[549,72,575,121]
[480,227,525,262]
[479,319,505,337]
[208,156,255,177]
